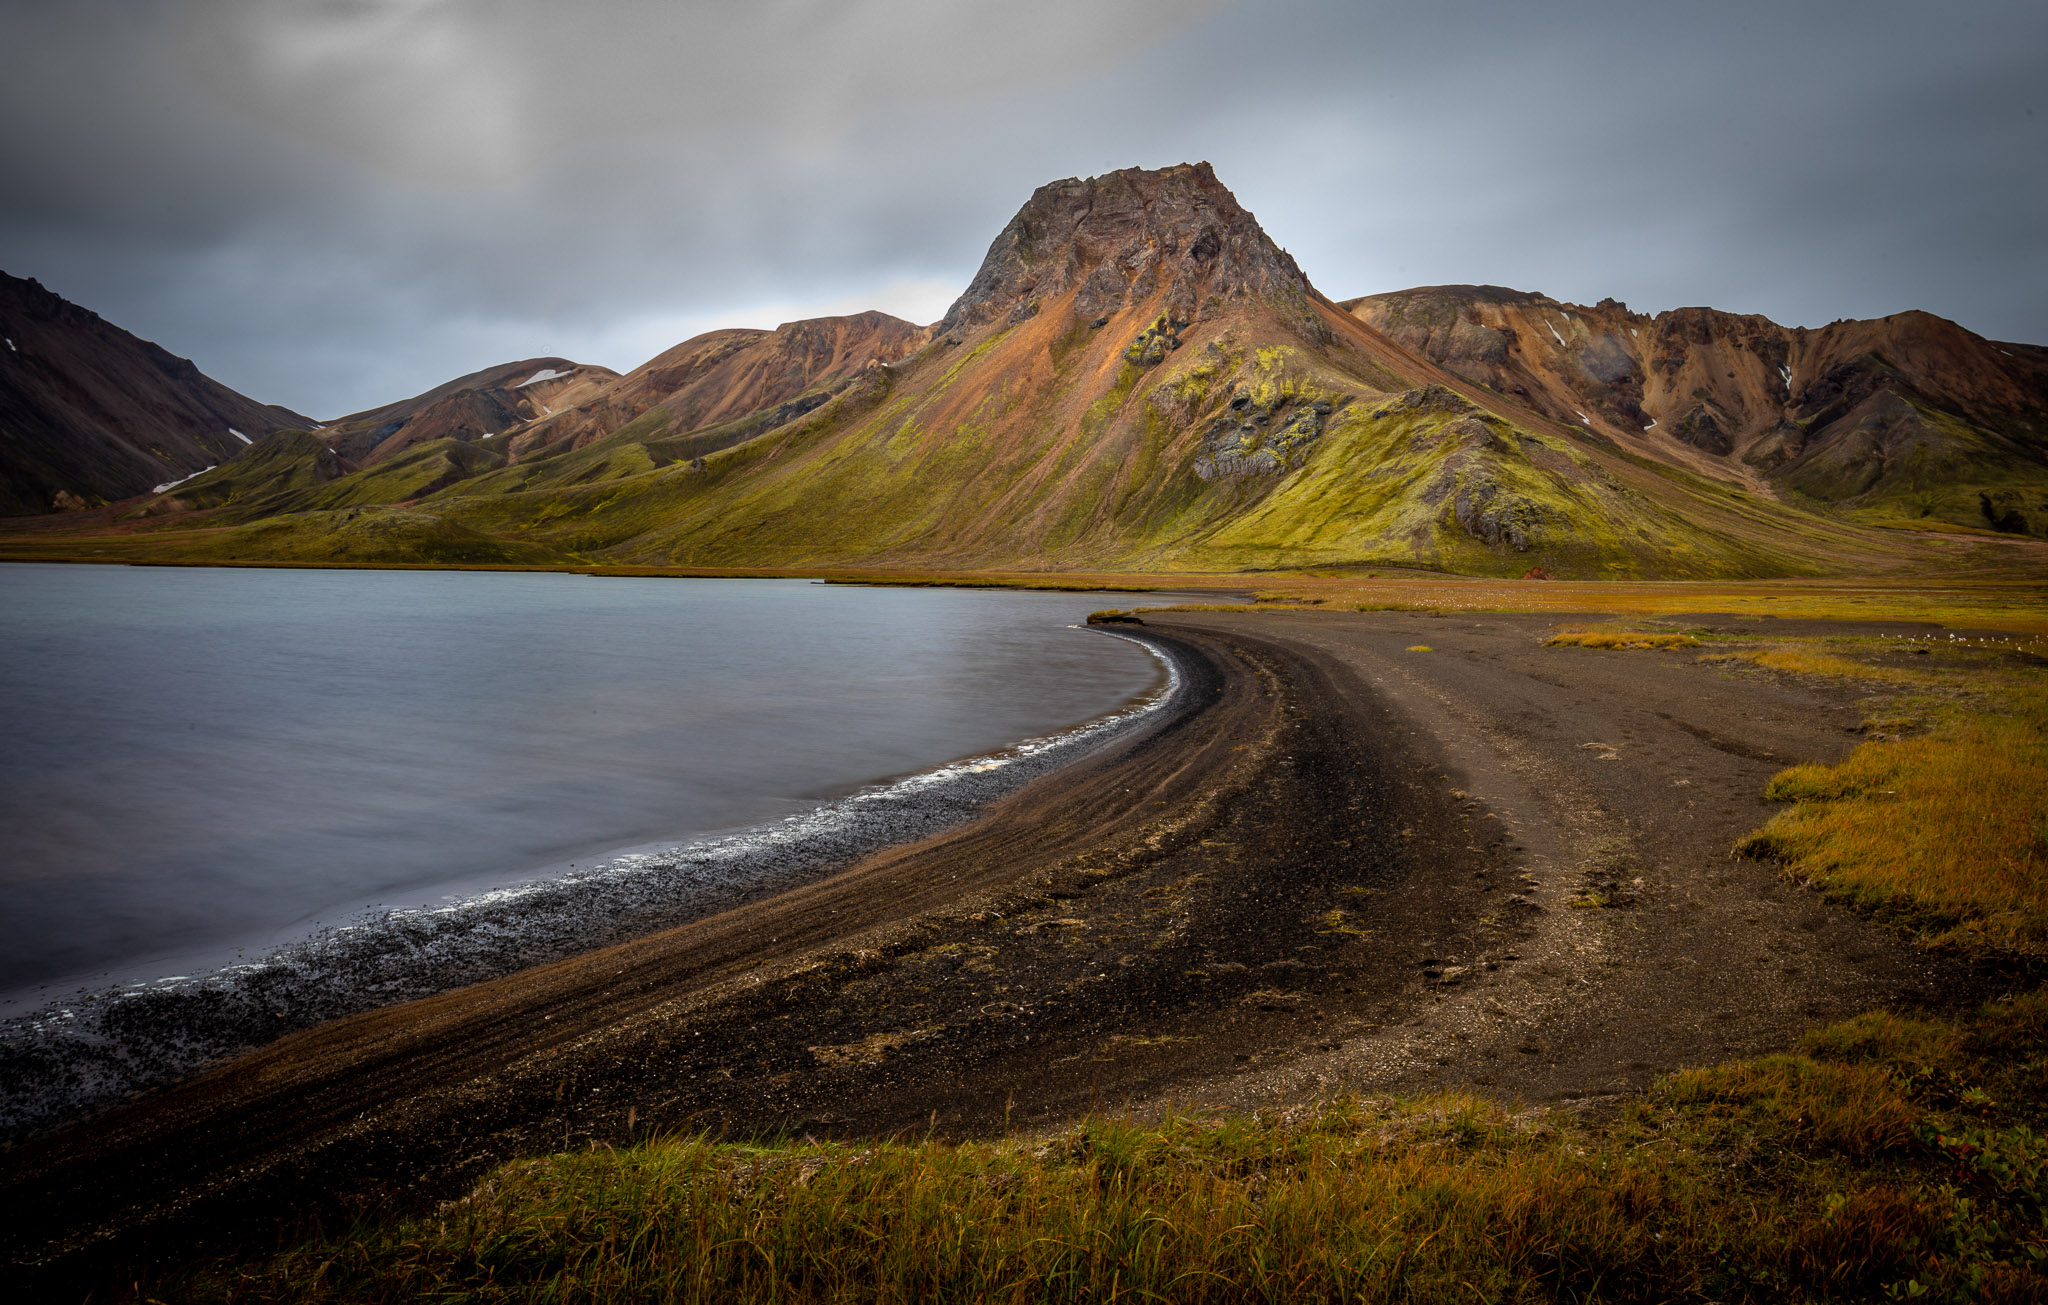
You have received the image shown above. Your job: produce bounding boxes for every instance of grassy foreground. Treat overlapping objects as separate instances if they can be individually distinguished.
[159,1008,2048,1303]
[157,627,2047,1304]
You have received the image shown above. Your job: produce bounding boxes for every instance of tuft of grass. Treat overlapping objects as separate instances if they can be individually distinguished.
[1800,1009,1963,1075]
[1548,630,1701,650]
[1737,684,2048,960]
[1245,576,2048,633]
[1660,1055,1923,1154]
[1406,644,1433,652]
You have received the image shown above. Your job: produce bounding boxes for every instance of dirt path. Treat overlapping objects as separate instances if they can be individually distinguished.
[3,613,1967,1294]
[1142,610,1961,1115]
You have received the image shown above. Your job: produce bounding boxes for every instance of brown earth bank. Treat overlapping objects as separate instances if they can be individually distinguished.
[1,612,1985,1299]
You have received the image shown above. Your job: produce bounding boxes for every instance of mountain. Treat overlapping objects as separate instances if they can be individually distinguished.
[5,164,2042,576]
[358,162,1951,576]
[1345,286,2048,538]
[0,272,311,516]
[126,358,619,534]
[125,317,917,538]
[318,357,620,467]
[504,312,929,460]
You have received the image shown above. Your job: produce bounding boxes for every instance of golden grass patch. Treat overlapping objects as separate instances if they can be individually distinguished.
[1547,630,1700,650]
[1249,574,2048,635]
[1698,646,1900,679]
[1660,1055,1922,1154]
[806,1028,934,1068]
[1737,693,2048,960]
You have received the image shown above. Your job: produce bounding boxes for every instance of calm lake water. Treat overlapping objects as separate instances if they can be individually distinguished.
[0,566,1163,1005]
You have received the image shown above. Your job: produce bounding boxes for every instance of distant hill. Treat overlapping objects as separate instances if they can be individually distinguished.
[505,312,930,461]
[0,272,312,516]
[1344,286,2048,538]
[319,358,621,468]
[123,359,622,551]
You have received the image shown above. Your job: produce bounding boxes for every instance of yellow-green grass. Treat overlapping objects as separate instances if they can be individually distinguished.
[819,577,1160,592]
[1698,646,1902,679]
[165,997,2048,1304]
[1738,683,2048,961]
[1249,574,2048,635]
[1131,578,2048,642]
[1547,630,1700,651]
[5,520,2044,637]
[1138,602,1305,614]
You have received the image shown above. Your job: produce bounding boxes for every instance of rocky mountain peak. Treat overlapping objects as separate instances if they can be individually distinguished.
[936,162,1318,339]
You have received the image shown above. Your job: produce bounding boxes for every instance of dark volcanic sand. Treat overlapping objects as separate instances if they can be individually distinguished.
[2,611,1977,1293]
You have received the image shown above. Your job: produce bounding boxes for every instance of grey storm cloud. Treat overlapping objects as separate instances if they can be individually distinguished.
[2,0,2043,418]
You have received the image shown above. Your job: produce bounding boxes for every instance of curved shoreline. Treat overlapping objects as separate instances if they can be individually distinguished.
[3,613,1970,1290]
[0,628,1184,1147]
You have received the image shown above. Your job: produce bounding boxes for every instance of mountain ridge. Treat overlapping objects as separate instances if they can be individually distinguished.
[0,272,312,516]
[1344,285,2048,538]
[320,357,622,468]
[505,311,930,461]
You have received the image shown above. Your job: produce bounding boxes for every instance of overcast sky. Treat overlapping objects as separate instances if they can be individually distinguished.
[3,0,2043,418]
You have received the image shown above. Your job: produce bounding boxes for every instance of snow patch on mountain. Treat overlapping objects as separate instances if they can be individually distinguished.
[153,465,216,494]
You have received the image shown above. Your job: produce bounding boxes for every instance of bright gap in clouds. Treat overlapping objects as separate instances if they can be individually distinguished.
[303,278,964,422]
[622,278,963,361]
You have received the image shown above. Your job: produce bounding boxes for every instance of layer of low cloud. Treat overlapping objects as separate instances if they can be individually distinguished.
[2,0,2042,417]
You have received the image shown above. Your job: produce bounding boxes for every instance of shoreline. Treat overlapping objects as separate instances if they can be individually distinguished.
[2,612,1986,1290]
[0,627,1183,1147]
[0,553,1198,590]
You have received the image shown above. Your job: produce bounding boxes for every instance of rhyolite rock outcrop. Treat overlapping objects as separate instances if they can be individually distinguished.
[937,162,1327,344]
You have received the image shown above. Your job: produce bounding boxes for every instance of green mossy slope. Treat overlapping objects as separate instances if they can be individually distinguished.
[112,508,557,566]
[131,433,506,524]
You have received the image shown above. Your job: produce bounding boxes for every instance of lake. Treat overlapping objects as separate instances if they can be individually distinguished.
[0,566,1166,1007]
